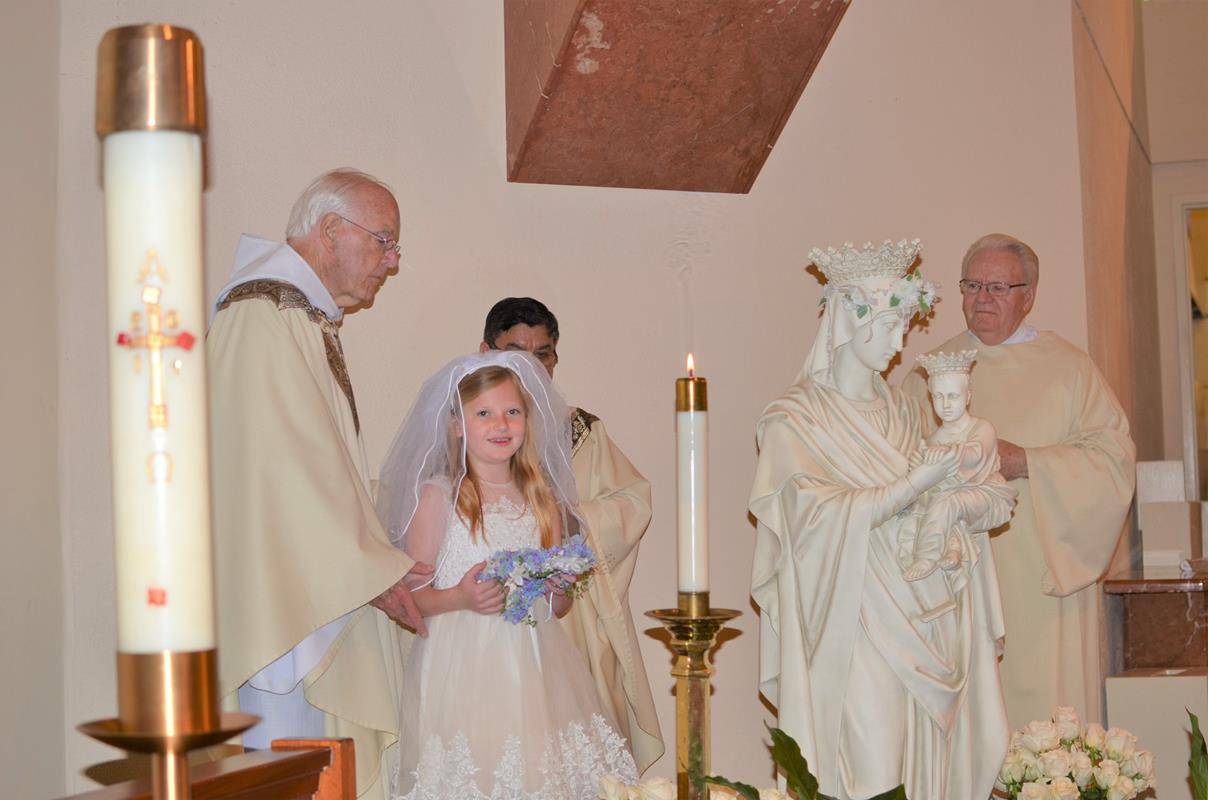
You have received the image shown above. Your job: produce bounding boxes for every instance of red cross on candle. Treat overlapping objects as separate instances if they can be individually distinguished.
[147,586,167,607]
[115,281,196,430]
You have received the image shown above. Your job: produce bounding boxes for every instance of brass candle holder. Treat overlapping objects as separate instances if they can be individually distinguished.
[647,592,741,800]
[78,651,256,798]
[79,25,256,800]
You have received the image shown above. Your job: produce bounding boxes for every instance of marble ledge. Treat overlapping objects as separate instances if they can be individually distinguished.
[1104,565,1208,595]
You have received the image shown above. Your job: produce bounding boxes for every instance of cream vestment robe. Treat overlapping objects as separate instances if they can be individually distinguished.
[903,330,1136,728]
[750,377,1008,800]
[209,249,414,799]
[562,408,664,773]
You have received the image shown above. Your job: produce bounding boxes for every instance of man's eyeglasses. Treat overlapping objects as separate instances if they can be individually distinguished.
[958,279,1029,297]
[336,214,401,256]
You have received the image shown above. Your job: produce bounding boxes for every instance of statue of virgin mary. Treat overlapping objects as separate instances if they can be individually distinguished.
[748,240,1009,800]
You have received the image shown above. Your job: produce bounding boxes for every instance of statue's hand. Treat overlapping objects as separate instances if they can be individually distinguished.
[908,447,961,493]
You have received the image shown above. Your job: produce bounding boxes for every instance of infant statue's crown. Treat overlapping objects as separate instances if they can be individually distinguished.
[917,349,978,377]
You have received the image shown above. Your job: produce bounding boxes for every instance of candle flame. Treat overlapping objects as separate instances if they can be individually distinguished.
[686,353,696,379]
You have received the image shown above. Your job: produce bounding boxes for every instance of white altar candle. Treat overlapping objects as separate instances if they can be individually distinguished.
[676,355,709,593]
[99,26,213,653]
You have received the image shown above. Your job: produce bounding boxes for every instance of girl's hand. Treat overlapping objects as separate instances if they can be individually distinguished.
[458,562,505,615]
[544,575,575,619]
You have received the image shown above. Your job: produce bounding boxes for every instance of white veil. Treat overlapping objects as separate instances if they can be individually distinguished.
[376,350,582,551]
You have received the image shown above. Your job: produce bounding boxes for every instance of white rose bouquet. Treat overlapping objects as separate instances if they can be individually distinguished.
[996,707,1155,800]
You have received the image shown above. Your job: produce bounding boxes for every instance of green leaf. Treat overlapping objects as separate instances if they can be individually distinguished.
[1190,709,1208,800]
[868,786,909,800]
[767,724,820,800]
[856,305,869,319]
[919,298,931,315]
[703,775,761,800]
[889,295,902,308]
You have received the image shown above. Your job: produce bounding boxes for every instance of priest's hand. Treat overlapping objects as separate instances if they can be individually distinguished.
[371,576,430,637]
[997,439,1029,480]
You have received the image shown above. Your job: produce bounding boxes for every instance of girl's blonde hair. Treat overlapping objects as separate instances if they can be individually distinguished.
[453,366,560,548]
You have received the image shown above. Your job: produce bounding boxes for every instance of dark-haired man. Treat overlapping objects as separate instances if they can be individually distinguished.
[480,297,664,772]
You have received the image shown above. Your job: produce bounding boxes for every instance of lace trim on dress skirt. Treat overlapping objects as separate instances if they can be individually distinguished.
[397,713,638,800]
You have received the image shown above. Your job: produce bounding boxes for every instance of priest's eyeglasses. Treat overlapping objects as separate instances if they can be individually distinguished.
[957,279,1029,297]
[336,214,401,256]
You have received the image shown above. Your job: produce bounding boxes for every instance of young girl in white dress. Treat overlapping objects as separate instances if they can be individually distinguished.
[377,351,638,800]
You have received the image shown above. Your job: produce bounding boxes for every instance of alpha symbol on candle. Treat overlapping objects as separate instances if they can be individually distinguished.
[115,252,196,431]
[147,586,167,607]
[137,249,168,283]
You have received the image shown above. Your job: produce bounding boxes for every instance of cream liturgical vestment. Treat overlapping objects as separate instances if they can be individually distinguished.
[749,375,1009,800]
[903,330,1136,728]
[208,236,414,800]
[563,408,664,773]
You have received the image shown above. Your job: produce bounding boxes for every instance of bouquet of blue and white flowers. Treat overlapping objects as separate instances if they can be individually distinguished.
[480,534,597,626]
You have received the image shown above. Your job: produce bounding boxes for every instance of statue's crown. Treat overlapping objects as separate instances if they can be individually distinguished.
[917,349,978,376]
[809,239,922,285]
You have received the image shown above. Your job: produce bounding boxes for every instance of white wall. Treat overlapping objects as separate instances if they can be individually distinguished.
[50,0,1093,791]
[0,0,64,796]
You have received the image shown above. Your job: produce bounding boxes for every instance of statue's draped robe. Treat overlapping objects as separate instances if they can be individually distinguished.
[750,377,1008,800]
[208,279,414,800]
[561,409,664,773]
[903,330,1136,727]
[908,417,1016,593]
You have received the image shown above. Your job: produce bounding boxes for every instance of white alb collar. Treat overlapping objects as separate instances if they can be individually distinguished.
[969,323,1037,347]
[211,235,342,323]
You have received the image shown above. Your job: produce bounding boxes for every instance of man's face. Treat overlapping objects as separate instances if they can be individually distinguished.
[929,372,971,423]
[962,249,1035,346]
[483,323,558,377]
[328,185,400,309]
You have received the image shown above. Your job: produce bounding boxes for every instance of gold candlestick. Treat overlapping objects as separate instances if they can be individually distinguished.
[648,592,740,800]
[80,25,255,799]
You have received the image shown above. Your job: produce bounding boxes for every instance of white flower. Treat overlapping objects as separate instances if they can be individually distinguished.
[636,778,675,800]
[1038,748,1074,780]
[1084,723,1107,751]
[1071,749,1094,788]
[1104,727,1138,761]
[1122,749,1155,786]
[1107,774,1137,800]
[1020,720,1061,754]
[1018,781,1050,800]
[1020,749,1042,782]
[598,775,630,800]
[1053,707,1081,742]
[998,749,1026,785]
[758,790,791,800]
[1049,776,1080,800]
[1094,758,1121,789]
[707,787,739,800]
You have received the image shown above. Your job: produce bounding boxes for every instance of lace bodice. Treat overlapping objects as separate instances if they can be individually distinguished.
[434,495,540,590]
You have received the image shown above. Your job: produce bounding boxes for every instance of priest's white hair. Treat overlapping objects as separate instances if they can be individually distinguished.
[285,168,394,239]
[961,233,1040,285]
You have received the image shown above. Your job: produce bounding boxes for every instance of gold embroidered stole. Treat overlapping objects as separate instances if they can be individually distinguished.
[570,407,599,457]
[218,280,361,434]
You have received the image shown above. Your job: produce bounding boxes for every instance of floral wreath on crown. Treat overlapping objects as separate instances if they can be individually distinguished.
[811,239,939,321]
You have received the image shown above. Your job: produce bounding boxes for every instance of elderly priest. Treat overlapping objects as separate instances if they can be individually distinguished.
[208,169,430,799]
[903,233,1136,728]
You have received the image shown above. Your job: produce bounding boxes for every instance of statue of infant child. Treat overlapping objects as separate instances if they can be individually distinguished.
[900,350,1017,582]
